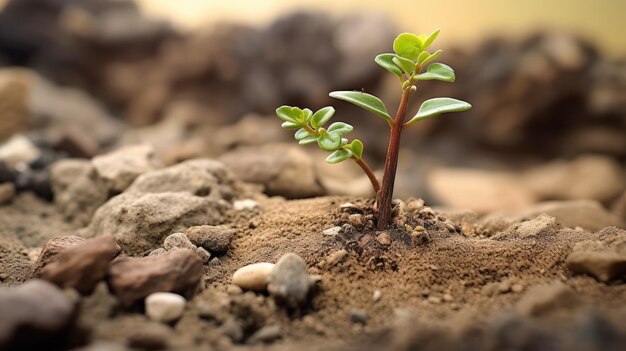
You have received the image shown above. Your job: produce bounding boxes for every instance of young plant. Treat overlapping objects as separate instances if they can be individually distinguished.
[276,30,471,230]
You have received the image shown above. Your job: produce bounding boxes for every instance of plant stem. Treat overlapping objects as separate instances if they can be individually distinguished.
[352,157,380,194]
[376,88,412,230]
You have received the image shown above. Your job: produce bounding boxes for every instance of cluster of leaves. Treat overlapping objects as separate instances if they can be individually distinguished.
[275,105,364,164]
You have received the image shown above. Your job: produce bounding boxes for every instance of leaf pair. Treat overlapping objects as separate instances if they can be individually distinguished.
[325,139,363,164]
[393,30,440,61]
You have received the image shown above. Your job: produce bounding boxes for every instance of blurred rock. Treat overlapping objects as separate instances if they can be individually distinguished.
[0,279,77,350]
[516,282,582,317]
[125,159,236,202]
[107,248,202,307]
[566,227,626,282]
[612,192,626,222]
[0,182,15,205]
[92,144,161,193]
[219,144,325,198]
[145,292,186,323]
[495,214,561,239]
[0,135,41,168]
[50,159,108,225]
[268,253,314,308]
[427,167,536,213]
[520,200,623,232]
[523,155,624,204]
[0,69,31,141]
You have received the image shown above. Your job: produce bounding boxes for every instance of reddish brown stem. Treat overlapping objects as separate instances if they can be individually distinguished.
[376,89,412,229]
[352,157,380,195]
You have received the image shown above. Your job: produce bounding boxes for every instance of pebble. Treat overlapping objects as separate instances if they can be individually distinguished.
[233,199,259,211]
[163,232,196,251]
[145,292,186,323]
[0,135,41,168]
[324,249,348,268]
[350,310,368,325]
[227,284,243,295]
[186,225,235,254]
[268,253,313,308]
[232,262,275,291]
[512,283,525,293]
[376,232,392,246]
[0,182,15,204]
[196,247,211,263]
[428,296,442,304]
[372,290,382,303]
[27,248,42,262]
[323,226,342,236]
[348,214,363,227]
[443,293,454,302]
[247,324,282,344]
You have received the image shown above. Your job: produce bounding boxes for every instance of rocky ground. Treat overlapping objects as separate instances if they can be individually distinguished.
[0,145,625,350]
[0,0,625,350]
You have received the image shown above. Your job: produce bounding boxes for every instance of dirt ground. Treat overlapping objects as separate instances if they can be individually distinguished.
[1,191,624,350]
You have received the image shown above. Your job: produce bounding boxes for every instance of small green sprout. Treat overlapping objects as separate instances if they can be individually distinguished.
[276,30,471,230]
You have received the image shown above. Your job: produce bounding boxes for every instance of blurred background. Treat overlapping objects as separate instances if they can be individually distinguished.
[0,0,624,217]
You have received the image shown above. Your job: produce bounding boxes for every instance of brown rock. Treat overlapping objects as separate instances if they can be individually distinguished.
[495,214,561,239]
[0,182,15,205]
[40,235,121,294]
[186,225,235,254]
[32,236,86,278]
[0,279,77,350]
[107,249,202,307]
[566,227,626,282]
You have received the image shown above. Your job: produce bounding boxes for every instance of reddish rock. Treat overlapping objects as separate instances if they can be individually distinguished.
[40,235,121,294]
[31,236,86,278]
[107,249,202,307]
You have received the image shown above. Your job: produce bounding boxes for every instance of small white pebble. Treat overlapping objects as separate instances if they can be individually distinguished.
[145,292,186,323]
[196,247,211,263]
[323,226,342,236]
[232,262,275,291]
[163,232,196,251]
[373,290,382,303]
[234,199,259,211]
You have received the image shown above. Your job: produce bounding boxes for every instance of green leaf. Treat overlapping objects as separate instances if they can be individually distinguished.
[325,149,353,164]
[298,136,318,145]
[329,91,392,124]
[414,63,456,82]
[276,105,300,123]
[341,138,349,146]
[311,106,335,129]
[375,54,403,78]
[347,139,364,159]
[301,108,313,124]
[422,29,440,50]
[419,50,442,66]
[405,98,472,126]
[281,121,300,129]
[392,55,416,75]
[416,51,430,66]
[327,122,353,135]
[393,33,421,60]
[294,128,310,140]
[317,132,342,151]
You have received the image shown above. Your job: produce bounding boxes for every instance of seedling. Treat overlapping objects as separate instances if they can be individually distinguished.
[276,30,471,230]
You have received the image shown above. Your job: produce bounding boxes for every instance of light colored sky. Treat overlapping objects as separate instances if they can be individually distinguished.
[136,0,626,56]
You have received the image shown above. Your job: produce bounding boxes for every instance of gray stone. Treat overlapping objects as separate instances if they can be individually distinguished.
[92,144,161,193]
[126,159,236,201]
[566,227,626,282]
[268,253,313,308]
[0,280,77,350]
[50,159,108,225]
[163,232,196,251]
[519,200,622,232]
[86,192,228,254]
[516,283,582,317]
